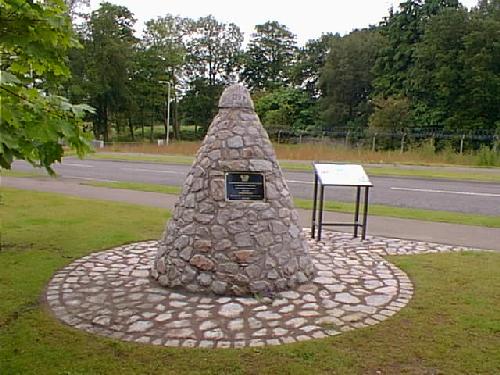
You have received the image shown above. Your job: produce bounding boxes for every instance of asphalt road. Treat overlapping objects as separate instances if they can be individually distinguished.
[11,158,500,216]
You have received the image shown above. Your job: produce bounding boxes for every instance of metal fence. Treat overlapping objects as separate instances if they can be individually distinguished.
[266,127,499,154]
[96,125,499,154]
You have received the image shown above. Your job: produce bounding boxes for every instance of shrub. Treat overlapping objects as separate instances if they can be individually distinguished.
[475,145,499,166]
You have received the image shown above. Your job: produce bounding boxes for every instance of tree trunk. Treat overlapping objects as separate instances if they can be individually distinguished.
[149,110,154,142]
[141,104,145,140]
[115,116,121,136]
[103,104,109,143]
[92,120,99,139]
[94,100,105,140]
[128,116,134,140]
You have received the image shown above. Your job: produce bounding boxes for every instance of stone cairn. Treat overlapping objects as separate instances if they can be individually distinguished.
[152,84,314,296]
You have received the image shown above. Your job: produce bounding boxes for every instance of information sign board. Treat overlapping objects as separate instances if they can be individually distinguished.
[314,164,372,186]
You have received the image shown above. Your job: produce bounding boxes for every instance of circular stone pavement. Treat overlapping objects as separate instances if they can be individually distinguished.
[44,231,475,348]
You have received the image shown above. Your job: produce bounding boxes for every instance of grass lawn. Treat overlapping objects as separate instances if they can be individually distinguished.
[82,180,500,228]
[0,188,499,374]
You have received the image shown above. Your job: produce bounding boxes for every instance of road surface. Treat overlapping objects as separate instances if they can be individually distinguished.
[11,158,500,216]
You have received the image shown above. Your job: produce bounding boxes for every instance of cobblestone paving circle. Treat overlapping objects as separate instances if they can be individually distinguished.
[45,231,475,348]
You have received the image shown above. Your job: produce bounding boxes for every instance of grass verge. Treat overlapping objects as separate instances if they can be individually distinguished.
[87,152,500,183]
[1,188,499,374]
[81,180,500,228]
[293,198,500,228]
[99,141,500,167]
[1,169,47,178]
[88,152,195,165]
[364,166,500,182]
[83,180,182,195]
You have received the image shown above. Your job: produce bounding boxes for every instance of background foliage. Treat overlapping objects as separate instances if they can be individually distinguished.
[63,0,498,146]
[1,0,499,172]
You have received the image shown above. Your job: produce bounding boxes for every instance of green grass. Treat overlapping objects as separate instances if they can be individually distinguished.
[87,152,195,165]
[83,180,182,195]
[364,166,500,182]
[0,188,168,323]
[280,162,500,183]
[87,152,500,183]
[78,180,500,228]
[1,188,499,374]
[294,198,500,228]
[1,169,47,178]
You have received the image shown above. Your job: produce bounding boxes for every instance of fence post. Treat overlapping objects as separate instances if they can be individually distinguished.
[372,134,377,152]
[345,130,350,147]
[299,132,303,144]
[278,130,282,144]
[460,134,465,154]
[400,132,406,154]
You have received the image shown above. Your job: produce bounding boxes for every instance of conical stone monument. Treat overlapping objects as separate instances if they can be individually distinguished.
[152,84,314,296]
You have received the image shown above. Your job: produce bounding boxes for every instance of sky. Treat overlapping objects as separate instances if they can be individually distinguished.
[85,0,479,45]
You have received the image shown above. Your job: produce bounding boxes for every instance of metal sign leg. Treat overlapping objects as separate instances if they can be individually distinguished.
[353,186,361,238]
[311,172,318,239]
[362,187,370,240]
[318,184,325,241]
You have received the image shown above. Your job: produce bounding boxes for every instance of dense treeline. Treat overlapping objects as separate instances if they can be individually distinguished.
[370,0,500,137]
[62,0,499,144]
[2,0,499,167]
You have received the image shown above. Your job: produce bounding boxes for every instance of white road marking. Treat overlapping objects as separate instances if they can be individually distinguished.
[123,168,316,185]
[121,167,179,174]
[286,179,314,185]
[62,163,94,168]
[66,176,118,183]
[391,187,500,198]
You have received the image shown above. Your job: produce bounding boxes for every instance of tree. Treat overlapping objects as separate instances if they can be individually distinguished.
[178,78,224,135]
[123,45,155,140]
[242,21,297,90]
[1,0,92,174]
[368,96,412,132]
[140,15,189,139]
[370,0,472,135]
[411,7,470,130]
[372,0,499,135]
[291,33,337,98]
[319,29,385,129]
[84,2,137,142]
[373,0,460,98]
[368,96,412,149]
[179,15,242,133]
[457,1,500,133]
[254,87,316,132]
[185,15,243,86]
